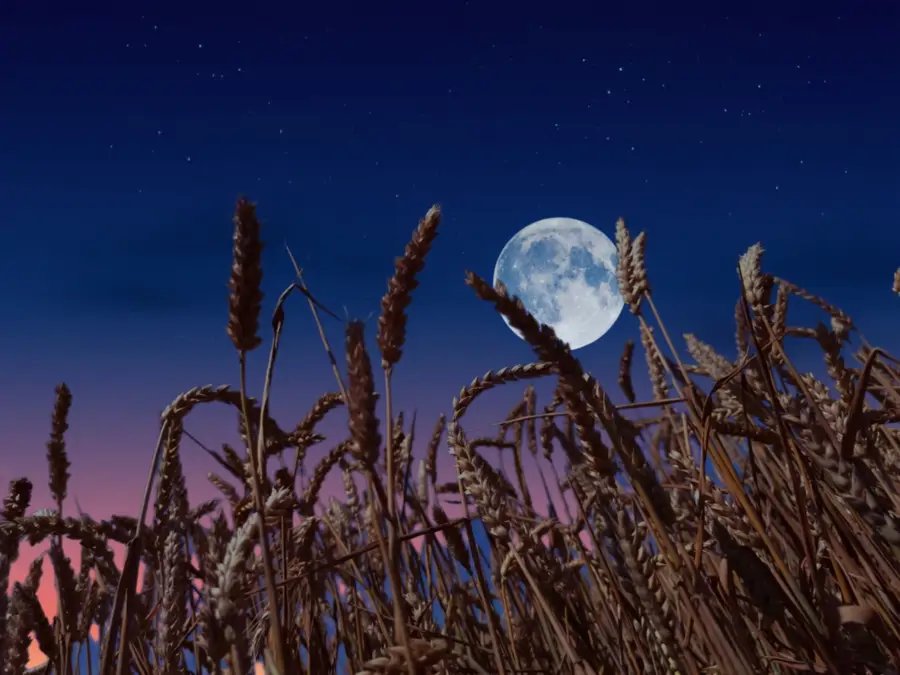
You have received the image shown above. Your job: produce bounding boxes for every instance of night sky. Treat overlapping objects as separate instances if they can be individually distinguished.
[2,0,898,666]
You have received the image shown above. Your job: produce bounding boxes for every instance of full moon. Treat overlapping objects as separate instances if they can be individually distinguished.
[492,217,624,350]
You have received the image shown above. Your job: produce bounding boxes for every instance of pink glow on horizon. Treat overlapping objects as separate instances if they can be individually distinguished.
[10,376,595,670]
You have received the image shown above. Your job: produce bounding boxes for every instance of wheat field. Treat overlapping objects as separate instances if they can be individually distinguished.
[3,199,900,675]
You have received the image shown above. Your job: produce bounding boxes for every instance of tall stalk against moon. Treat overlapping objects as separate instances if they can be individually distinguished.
[493,217,624,349]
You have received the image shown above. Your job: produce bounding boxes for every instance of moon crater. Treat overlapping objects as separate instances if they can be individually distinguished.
[492,217,624,350]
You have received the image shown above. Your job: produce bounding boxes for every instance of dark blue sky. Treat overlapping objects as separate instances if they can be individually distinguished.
[1,0,898,515]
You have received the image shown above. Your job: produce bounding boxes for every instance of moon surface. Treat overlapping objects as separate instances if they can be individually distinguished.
[492,217,624,350]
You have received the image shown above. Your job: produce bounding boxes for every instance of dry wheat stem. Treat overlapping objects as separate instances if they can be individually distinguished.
[495,397,686,427]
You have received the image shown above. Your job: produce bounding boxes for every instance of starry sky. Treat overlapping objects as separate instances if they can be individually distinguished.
[1,0,898,665]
